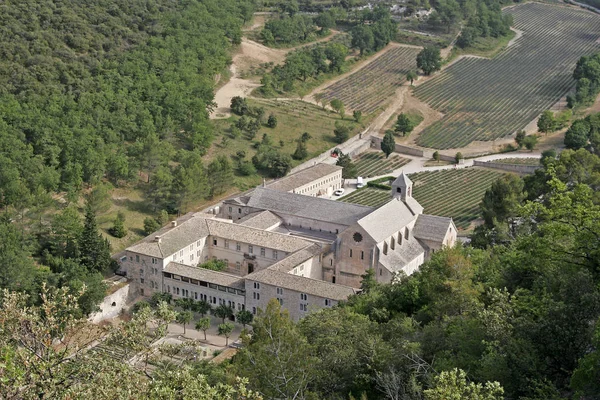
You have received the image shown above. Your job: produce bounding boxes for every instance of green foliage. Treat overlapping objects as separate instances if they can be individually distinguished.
[292,140,309,160]
[417,47,442,75]
[425,369,503,400]
[195,317,211,340]
[0,0,254,216]
[381,131,396,158]
[261,14,316,46]
[218,322,235,346]
[236,299,317,399]
[433,151,440,162]
[336,152,358,179]
[537,110,556,133]
[515,130,526,148]
[330,99,345,119]
[176,310,193,335]
[267,114,278,128]
[231,97,249,116]
[406,70,418,85]
[79,204,113,274]
[568,53,600,108]
[109,212,127,238]
[353,110,363,123]
[523,135,538,151]
[236,309,254,327]
[143,217,161,235]
[252,144,293,178]
[565,118,591,150]
[0,221,38,293]
[207,156,234,198]
[213,304,235,323]
[395,113,417,136]
[350,6,396,55]
[334,121,351,143]
[198,259,227,272]
[455,152,463,164]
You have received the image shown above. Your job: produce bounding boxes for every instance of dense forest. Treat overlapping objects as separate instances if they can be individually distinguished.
[0,0,253,214]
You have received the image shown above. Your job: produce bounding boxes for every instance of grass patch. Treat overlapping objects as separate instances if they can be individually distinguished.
[209,98,371,183]
[447,29,516,62]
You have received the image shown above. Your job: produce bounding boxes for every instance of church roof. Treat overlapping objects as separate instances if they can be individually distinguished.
[164,262,245,290]
[266,163,341,193]
[245,187,374,226]
[378,237,426,274]
[413,214,455,243]
[246,269,358,300]
[357,198,418,243]
[392,172,412,187]
[238,210,282,230]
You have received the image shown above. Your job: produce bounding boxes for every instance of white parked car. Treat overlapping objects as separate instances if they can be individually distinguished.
[356,177,365,188]
[334,188,345,196]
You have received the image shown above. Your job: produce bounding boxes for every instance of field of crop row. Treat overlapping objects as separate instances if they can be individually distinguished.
[413,3,600,149]
[339,187,390,208]
[354,152,410,177]
[318,46,420,114]
[410,168,506,229]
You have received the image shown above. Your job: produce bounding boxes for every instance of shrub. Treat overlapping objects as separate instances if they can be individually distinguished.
[143,217,161,235]
[267,114,278,128]
[334,122,350,143]
[109,212,127,238]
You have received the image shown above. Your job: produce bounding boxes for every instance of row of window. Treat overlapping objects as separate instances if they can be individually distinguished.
[213,238,279,260]
[296,174,341,195]
[166,286,244,311]
[163,273,245,296]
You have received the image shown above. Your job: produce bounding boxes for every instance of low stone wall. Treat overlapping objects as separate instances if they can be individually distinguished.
[438,153,458,163]
[370,136,425,157]
[473,160,540,174]
[89,281,131,324]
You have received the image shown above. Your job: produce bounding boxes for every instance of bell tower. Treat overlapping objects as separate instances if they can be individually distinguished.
[391,172,412,201]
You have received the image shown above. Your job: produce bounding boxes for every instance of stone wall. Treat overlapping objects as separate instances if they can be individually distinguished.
[369,136,425,157]
[89,281,131,324]
[473,160,540,174]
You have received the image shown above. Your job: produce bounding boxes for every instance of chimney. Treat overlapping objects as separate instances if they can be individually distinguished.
[171,221,177,227]
[155,236,162,243]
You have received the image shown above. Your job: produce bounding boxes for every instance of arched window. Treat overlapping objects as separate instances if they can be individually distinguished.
[390,236,396,250]
[398,232,403,245]
[383,242,388,255]
[405,227,410,240]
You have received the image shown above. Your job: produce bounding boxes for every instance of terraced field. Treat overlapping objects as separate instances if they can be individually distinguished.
[410,168,506,229]
[413,3,600,149]
[354,152,411,177]
[319,46,421,114]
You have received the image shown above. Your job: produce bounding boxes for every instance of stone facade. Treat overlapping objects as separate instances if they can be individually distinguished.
[120,173,457,321]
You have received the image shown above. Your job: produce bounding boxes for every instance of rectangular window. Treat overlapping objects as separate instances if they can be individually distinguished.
[228,206,232,212]
[300,293,307,301]
[276,287,283,295]
[236,262,241,270]
[197,250,201,257]
[180,250,183,257]
[236,243,241,251]
[253,292,260,300]
[176,288,180,295]
[248,245,253,254]
[349,249,353,257]
[139,268,143,274]
[273,250,278,259]
[252,307,256,315]
[190,254,194,261]
[254,282,260,289]
[238,208,242,214]
[190,244,194,251]
[225,240,229,249]
[151,257,157,264]
[361,251,364,260]
[278,298,283,306]
[136,255,140,263]
[325,299,331,306]
[213,239,218,246]
[197,240,201,247]
[260,247,265,257]
[194,292,198,300]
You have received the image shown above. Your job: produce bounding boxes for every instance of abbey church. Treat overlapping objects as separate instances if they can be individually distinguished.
[121,168,456,320]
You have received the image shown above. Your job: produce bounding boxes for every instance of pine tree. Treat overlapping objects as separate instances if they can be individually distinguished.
[381,131,396,158]
[79,204,113,273]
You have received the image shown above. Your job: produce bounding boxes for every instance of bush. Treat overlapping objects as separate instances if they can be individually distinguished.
[231,96,249,115]
[292,140,308,160]
[199,259,227,271]
[109,212,127,238]
[143,217,161,235]
[334,122,350,143]
[455,152,463,164]
[267,114,278,128]
[238,161,256,176]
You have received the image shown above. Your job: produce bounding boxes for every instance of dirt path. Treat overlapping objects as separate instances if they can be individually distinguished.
[211,27,343,119]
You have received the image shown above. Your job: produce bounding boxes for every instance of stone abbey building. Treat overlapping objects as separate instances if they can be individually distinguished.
[120,172,456,320]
